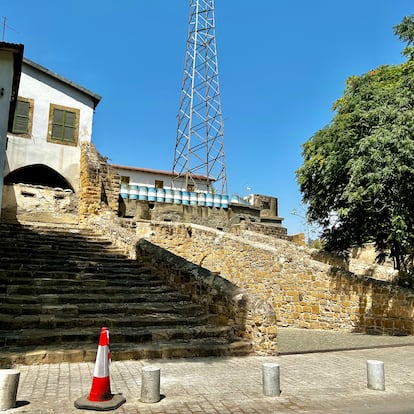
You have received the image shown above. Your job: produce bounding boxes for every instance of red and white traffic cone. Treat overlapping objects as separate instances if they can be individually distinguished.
[74,327,125,411]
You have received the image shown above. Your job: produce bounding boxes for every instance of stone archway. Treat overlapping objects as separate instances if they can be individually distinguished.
[2,164,78,223]
[4,164,74,190]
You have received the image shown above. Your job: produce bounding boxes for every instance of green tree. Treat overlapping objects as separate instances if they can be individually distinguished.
[296,16,414,282]
[394,14,414,59]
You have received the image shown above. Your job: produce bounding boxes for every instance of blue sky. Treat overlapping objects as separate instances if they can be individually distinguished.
[2,1,413,236]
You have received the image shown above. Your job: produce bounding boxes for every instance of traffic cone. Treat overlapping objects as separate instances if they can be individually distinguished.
[74,327,126,411]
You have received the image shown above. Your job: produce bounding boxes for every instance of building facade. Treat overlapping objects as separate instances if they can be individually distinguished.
[113,164,212,193]
[0,42,24,212]
[1,58,101,222]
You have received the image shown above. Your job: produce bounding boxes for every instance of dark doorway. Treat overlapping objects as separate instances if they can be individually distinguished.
[4,164,73,191]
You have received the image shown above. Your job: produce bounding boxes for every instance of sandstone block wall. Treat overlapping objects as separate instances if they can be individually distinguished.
[86,215,278,355]
[79,143,120,221]
[143,222,414,336]
[137,239,278,355]
[120,197,291,244]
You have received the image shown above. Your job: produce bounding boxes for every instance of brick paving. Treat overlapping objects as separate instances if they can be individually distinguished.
[6,343,414,413]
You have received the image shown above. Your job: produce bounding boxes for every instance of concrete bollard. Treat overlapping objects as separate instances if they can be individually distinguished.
[140,366,161,403]
[0,369,20,411]
[367,360,385,391]
[262,363,281,397]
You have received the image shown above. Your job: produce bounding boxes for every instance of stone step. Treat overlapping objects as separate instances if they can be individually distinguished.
[0,222,247,365]
[0,221,108,236]
[0,246,126,260]
[0,232,116,243]
[0,266,147,278]
[0,233,118,249]
[0,275,164,287]
[0,269,159,282]
[0,325,232,347]
[1,313,214,330]
[0,337,252,366]
[0,255,142,273]
[1,291,190,305]
[0,301,206,317]
[3,283,178,296]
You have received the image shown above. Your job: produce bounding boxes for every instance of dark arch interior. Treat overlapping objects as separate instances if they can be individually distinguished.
[4,164,74,191]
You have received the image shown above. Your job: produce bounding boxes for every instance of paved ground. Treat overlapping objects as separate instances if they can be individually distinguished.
[5,329,414,413]
[278,327,414,354]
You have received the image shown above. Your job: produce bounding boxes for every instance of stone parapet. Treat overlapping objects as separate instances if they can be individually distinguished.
[86,216,414,343]
[136,239,278,355]
[85,216,278,355]
[142,222,414,336]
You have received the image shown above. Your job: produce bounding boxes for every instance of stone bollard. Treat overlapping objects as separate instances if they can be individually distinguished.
[262,363,281,397]
[0,369,20,411]
[367,360,385,391]
[140,366,161,403]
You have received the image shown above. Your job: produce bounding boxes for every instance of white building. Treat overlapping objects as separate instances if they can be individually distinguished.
[112,164,213,193]
[2,57,101,222]
[0,42,24,211]
[112,164,224,208]
[5,58,101,191]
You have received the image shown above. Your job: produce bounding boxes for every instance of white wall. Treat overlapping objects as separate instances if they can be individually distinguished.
[116,167,210,192]
[5,62,96,192]
[0,50,15,205]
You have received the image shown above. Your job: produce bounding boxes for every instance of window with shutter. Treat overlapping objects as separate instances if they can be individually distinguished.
[48,104,79,146]
[11,98,33,137]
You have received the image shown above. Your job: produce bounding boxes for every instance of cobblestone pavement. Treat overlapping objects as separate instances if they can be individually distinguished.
[6,342,414,414]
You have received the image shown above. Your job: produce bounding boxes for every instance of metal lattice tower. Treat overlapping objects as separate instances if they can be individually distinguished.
[172,0,227,195]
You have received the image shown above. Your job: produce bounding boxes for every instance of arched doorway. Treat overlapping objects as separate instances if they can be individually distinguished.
[4,164,74,190]
[2,164,78,223]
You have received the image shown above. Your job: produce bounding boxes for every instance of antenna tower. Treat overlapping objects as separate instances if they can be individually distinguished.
[172,0,227,195]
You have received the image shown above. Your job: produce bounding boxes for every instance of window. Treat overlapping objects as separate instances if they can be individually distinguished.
[11,97,33,137]
[48,104,79,146]
[155,180,164,189]
[121,176,130,185]
[261,201,270,210]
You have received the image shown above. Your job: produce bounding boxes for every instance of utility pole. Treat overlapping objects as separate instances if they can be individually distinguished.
[172,0,228,195]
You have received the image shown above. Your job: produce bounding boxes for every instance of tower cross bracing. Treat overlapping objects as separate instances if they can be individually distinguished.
[172,0,227,195]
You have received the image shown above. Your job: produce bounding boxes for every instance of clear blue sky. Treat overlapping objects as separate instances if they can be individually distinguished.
[2,1,413,235]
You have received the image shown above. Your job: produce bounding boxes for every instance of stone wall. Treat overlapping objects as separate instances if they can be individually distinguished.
[1,183,78,223]
[139,222,414,336]
[79,143,120,221]
[86,215,414,354]
[121,198,290,242]
[235,221,288,240]
[86,215,278,355]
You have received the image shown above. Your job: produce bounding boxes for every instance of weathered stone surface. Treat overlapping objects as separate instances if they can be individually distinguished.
[1,183,78,223]
[79,143,120,222]
[88,217,279,355]
[89,218,414,338]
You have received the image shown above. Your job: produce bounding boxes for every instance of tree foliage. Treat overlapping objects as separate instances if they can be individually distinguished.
[296,16,414,281]
[394,14,414,59]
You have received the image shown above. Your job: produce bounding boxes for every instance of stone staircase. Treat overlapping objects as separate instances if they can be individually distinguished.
[0,222,251,366]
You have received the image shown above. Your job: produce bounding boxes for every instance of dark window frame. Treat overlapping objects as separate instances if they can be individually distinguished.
[11,97,34,138]
[47,104,80,146]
